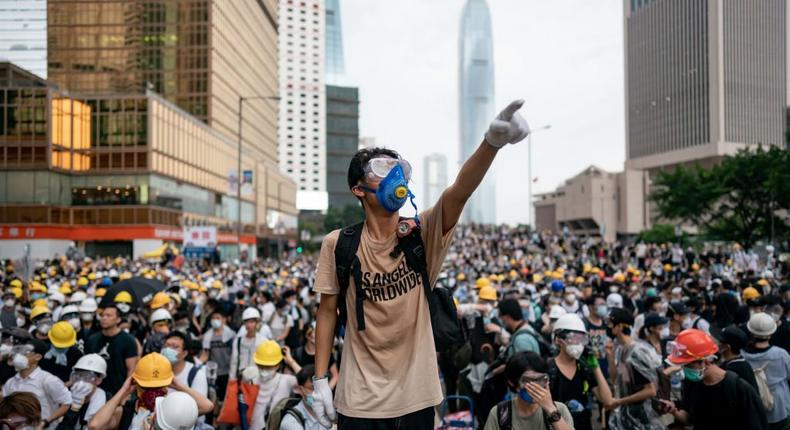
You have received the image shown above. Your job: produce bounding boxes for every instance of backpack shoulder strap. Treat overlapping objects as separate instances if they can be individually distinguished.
[334,222,364,331]
[692,316,702,329]
[187,363,202,387]
[397,221,431,301]
[496,399,512,430]
[285,407,305,426]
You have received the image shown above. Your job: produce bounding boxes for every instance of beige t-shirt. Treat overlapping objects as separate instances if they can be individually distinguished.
[314,197,455,418]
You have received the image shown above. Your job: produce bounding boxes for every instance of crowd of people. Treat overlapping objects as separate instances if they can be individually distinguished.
[0,225,787,430]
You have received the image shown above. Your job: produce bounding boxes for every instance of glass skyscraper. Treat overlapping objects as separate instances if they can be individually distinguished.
[459,0,495,224]
[325,0,345,85]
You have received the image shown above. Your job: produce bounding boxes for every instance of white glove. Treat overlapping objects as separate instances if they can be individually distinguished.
[70,381,94,411]
[484,99,530,148]
[311,376,336,428]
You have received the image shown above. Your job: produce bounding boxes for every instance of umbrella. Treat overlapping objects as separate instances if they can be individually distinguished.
[98,277,167,309]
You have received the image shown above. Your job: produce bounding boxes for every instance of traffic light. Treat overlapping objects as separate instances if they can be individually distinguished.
[296,246,303,254]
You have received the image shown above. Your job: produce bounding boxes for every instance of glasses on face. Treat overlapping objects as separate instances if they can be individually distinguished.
[561,332,589,345]
[71,370,98,384]
[519,372,549,388]
[363,158,412,181]
[667,341,707,362]
[10,345,33,355]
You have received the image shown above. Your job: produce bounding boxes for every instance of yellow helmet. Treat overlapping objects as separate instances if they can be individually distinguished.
[254,340,283,366]
[532,274,544,283]
[663,264,672,272]
[32,298,48,309]
[757,279,769,287]
[691,263,700,272]
[30,305,51,320]
[10,287,22,299]
[132,353,174,387]
[575,276,585,285]
[114,291,133,304]
[509,270,518,279]
[48,321,77,348]
[551,272,563,280]
[211,280,223,290]
[742,287,761,301]
[478,286,497,301]
[149,292,170,310]
[9,279,22,288]
[591,267,601,275]
[95,287,107,298]
[613,273,626,283]
[456,273,466,281]
[77,277,89,287]
[29,282,47,293]
[582,263,592,274]
[120,272,133,280]
[59,283,72,295]
[475,278,490,289]
[87,273,97,281]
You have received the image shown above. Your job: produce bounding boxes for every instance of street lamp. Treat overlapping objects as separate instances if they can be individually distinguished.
[237,95,279,259]
[528,124,551,229]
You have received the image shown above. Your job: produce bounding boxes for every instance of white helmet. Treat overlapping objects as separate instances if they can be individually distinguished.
[79,298,98,313]
[48,291,66,305]
[149,308,173,325]
[606,293,624,309]
[747,312,777,338]
[108,269,119,278]
[548,305,568,320]
[60,305,80,318]
[242,307,261,321]
[552,313,586,334]
[69,291,87,304]
[155,391,199,430]
[74,353,107,377]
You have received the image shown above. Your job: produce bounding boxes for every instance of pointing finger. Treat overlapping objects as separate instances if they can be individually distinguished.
[501,99,525,120]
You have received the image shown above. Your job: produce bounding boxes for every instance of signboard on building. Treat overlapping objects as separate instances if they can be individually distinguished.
[241,169,253,196]
[183,226,217,248]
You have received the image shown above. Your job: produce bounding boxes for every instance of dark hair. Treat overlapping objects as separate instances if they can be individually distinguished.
[283,290,296,300]
[209,309,225,319]
[165,331,188,347]
[173,312,189,321]
[0,392,40,422]
[504,351,547,386]
[276,299,288,309]
[498,299,523,321]
[296,364,315,386]
[347,147,401,189]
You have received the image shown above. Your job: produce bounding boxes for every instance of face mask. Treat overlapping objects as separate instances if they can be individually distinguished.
[68,318,81,331]
[139,387,167,411]
[360,164,414,213]
[16,317,25,327]
[771,313,781,322]
[37,322,52,335]
[3,299,15,308]
[565,343,584,360]
[517,388,534,403]
[31,293,45,301]
[12,353,29,371]
[609,286,619,294]
[81,313,94,322]
[161,347,179,364]
[259,369,276,382]
[683,366,704,382]
[211,319,223,329]
[0,344,11,356]
[596,305,608,318]
[660,326,670,339]
[682,317,693,329]
[116,303,131,314]
[175,324,189,333]
[305,394,315,408]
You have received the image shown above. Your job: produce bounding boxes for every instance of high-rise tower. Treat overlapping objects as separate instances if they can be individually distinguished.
[459,0,496,224]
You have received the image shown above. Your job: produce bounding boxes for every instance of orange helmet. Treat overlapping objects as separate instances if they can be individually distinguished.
[667,329,718,365]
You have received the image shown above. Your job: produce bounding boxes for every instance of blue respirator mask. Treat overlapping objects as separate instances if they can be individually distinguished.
[359,158,419,216]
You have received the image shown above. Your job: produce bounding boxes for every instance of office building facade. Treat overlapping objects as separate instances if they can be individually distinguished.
[325,84,359,208]
[459,0,496,224]
[423,153,447,210]
[0,0,47,78]
[278,0,327,211]
[325,0,344,85]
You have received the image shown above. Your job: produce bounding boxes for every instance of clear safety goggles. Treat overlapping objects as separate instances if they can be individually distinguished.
[364,158,412,181]
[560,332,589,345]
[71,369,99,383]
[519,371,549,388]
[666,341,707,362]
[10,344,33,355]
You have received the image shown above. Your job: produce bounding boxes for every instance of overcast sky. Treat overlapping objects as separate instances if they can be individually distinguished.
[340,0,625,225]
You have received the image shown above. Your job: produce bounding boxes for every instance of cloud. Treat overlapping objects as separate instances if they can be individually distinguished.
[342,0,625,225]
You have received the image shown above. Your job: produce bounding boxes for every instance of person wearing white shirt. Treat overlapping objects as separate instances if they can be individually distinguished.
[163,332,208,397]
[248,340,302,430]
[230,307,269,380]
[1,340,71,430]
[279,365,330,430]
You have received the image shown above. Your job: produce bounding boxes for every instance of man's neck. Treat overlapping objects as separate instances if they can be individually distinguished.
[754,341,771,349]
[364,213,399,241]
[702,365,726,386]
[19,366,36,379]
[305,342,315,354]
[556,350,576,366]
[213,326,223,335]
[102,326,121,337]
[618,334,633,346]
[173,360,186,375]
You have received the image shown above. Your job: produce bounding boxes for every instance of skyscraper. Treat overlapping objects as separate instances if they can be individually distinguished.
[326,85,359,208]
[278,0,327,211]
[423,153,448,210]
[459,0,496,224]
[325,0,345,85]
[624,0,787,226]
[0,0,47,78]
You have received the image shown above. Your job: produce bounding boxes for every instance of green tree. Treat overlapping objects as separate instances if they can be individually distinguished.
[636,224,679,244]
[323,203,365,233]
[650,146,790,248]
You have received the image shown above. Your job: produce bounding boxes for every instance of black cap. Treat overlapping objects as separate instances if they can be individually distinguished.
[668,301,689,316]
[712,325,749,351]
[608,307,634,326]
[643,312,669,328]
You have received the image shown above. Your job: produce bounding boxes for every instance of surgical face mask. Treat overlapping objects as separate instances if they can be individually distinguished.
[609,286,619,294]
[68,318,81,331]
[359,163,415,213]
[211,319,223,329]
[37,322,53,335]
[259,369,276,382]
[595,305,608,318]
[682,316,693,329]
[564,343,584,360]
[15,317,25,327]
[683,365,705,382]
[659,326,670,339]
[305,394,315,408]
[161,347,179,364]
[3,299,15,308]
[116,303,131,314]
[771,313,782,322]
[12,353,29,371]
[0,344,11,356]
[81,313,94,322]
[175,324,189,333]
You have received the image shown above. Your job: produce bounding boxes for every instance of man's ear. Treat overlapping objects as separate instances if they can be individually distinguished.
[351,185,365,199]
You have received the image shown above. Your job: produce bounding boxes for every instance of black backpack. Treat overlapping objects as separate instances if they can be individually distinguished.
[334,220,466,353]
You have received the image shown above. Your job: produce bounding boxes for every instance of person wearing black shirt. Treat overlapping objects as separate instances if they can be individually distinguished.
[85,306,139,396]
[712,325,759,391]
[293,322,338,389]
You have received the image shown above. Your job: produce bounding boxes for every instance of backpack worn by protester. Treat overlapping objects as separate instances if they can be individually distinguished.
[187,363,203,388]
[334,219,466,353]
[508,322,554,359]
[496,398,559,430]
[752,363,775,411]
[266,397,305,430]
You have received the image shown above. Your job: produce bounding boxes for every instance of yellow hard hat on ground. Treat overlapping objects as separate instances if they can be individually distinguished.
[133,352,174,387]
[478,286,497,301]
[30,305,51,320]
[254,340,283,366]
[114,291,133,304]
[49,321,77,348]
[149,292,170,310]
